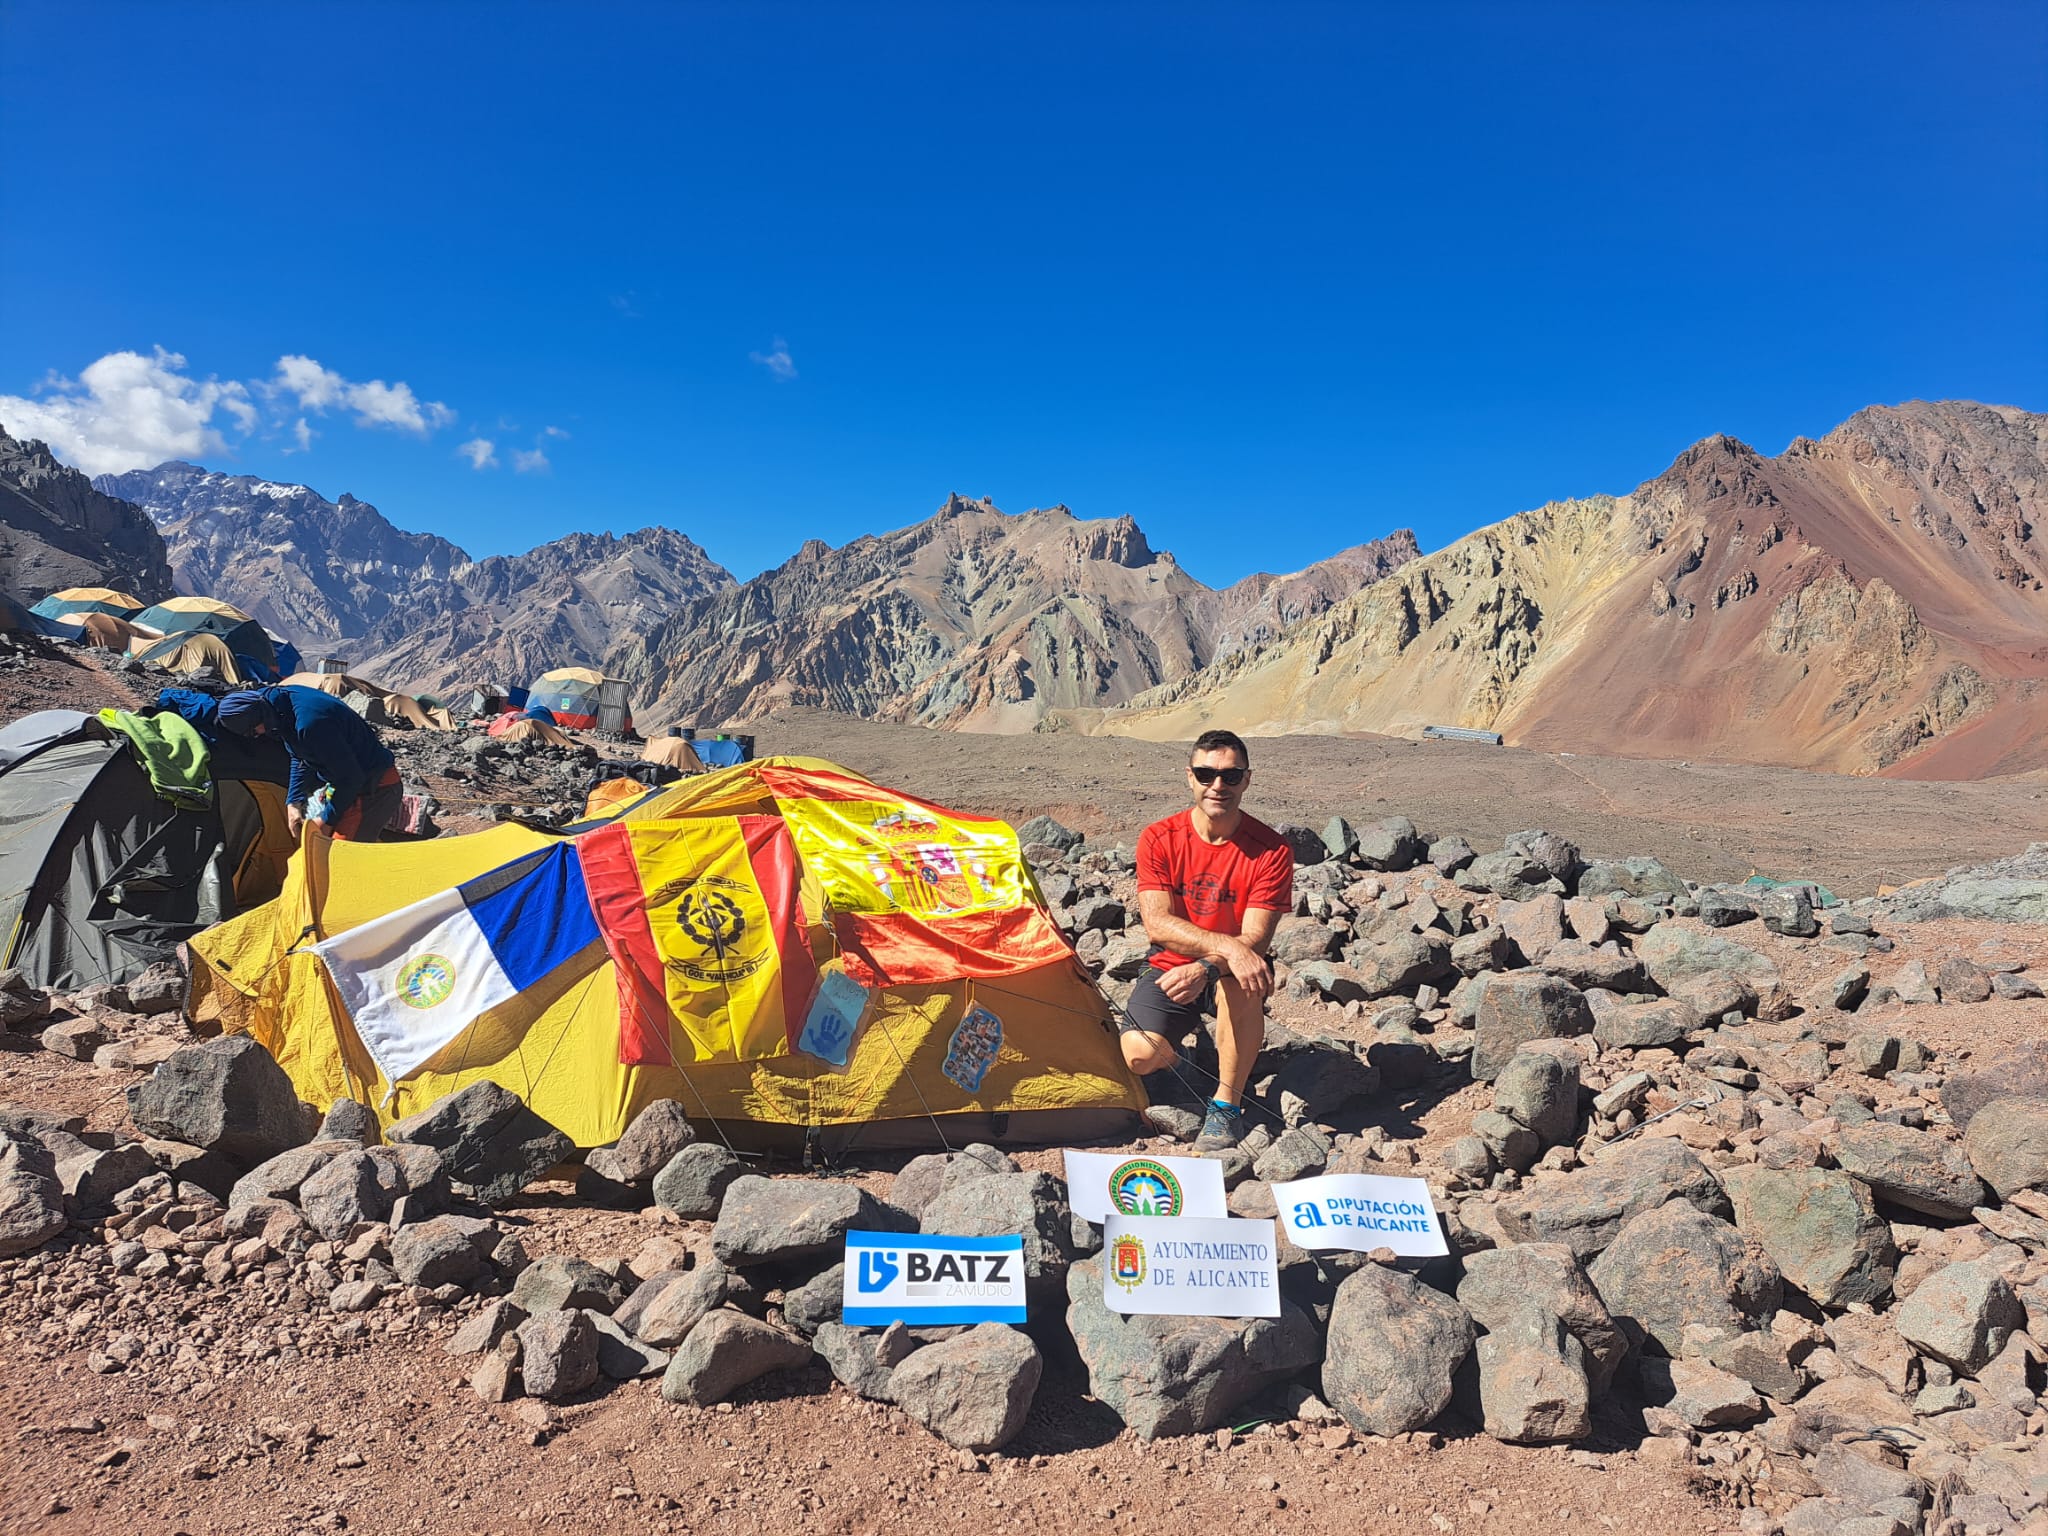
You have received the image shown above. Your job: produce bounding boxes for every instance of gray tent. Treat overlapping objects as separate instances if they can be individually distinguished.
[0,711,292,991]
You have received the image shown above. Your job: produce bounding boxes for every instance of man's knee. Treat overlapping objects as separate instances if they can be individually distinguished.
[1120,1031,1179,1075]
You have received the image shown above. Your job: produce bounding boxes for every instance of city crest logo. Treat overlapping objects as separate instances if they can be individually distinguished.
[395,953,456,1010]
[1109,1158,1183,1217]
[1110,1233,1147,1292]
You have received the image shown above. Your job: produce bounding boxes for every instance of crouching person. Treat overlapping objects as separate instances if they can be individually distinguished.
[216,685,403,841]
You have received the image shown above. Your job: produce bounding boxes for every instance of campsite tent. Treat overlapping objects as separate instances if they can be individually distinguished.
[30,588,147,624]
[133,597,277,678]
[132,631,247,681]
[0,710,294,990]
[527,667,629,732]
[75,613,151,651]
[485,711,574,747]
[280,673,454,732]
[641,735,706,773]
[1,596,65,639]
[190,757,1142,1150]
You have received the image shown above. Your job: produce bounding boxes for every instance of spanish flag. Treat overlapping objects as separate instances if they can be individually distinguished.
[578,815,815,1065]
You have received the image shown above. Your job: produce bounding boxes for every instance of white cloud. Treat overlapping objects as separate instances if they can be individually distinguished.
[285,418,315,455]
[511,446,550,474]
[750,338,797,382]
[0,347,250,476]
[459,437,497,470]
[269,355,455,434]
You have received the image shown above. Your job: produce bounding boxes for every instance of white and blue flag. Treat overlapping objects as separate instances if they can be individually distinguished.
[313,843,602,1089]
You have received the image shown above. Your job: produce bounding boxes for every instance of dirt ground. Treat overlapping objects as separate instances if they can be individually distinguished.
[5,674,2048,1535]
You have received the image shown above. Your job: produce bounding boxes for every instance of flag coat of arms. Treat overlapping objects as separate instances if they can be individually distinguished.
[311,843,601,1088]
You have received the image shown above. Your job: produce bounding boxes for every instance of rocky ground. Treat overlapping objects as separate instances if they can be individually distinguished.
[3,646,2048,1535]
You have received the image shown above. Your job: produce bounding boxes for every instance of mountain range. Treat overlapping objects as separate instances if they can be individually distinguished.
[3,399,2042,779]
[0,429,173,603]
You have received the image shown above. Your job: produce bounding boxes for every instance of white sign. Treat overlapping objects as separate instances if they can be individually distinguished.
[1064,1150,1228,1223]
[1270,1174,1449,1257]
[842,1231,1027,1326]
[1101,1215,1280,1318]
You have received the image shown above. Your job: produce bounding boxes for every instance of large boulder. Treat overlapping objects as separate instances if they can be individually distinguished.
[1456,1243,1626,1393]
[1499,896,1566,966]
[1942,1045,2048,1132]
[887,1324,1043,1451]
[633,1264,731,1348]
[1065,1258,1320,1439]
[1830,1123,1988,1222]
[517,1309,601,1401]
[514,1254,626,1314]
[1474,1306,1592,1444]
[390,1215,488,1289]
[1635,925,1779,993]
[585,1099,695,1185]
[127,1035,308,1167]
[298,1148,396,1240]
[712,1176,912,1267]
[1893,1258,2026,1377]
[658,1311,812,1406]
[0,1131,65,1258]
[228,1141,354,1210]
[1492,1049,1579,1149]
[1962,1096,2048,1200]
[1471,976,1593,1082]
[1588,1202,1782,1356]
[1576,857,1686,901]
[1462,851,1563,902]
[1720,1166,1894,1309]
[651,1144,745,1220]
[1321,1264,1474,1437]
[1493,1137,1728,1258]
[1353,817,1423,872]
[921,1171,1077,1295]
[387,1080,573,1206]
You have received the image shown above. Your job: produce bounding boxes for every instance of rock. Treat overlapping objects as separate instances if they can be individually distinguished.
[1471,1111,1539,1173]
[1636,925,1779,993]
[1577,856,1686,901]
[1471,976,1592,1082]
[40,1018,108,1060]
[1992,971,2044,1000]
[127,1035,308,1167]
[386,1080,572,1205]
[1943,1045,2048,1132]
[514,1255,627,1314]
[298,1148,394,1240]
[1758,887,1819,938]
[1320,816,1358,860]
[446,1299,526,1355]
[1266,1042,1380,1121]
[658,1311,812,1406]
[1322,1264,1473,1436]
[1696,890,1757,928]
[888,1154,953,1217]
[1640,1356,1764,1428]
[633,1264,729,1347]
[1442,1137,1495,1185]
[1494,1136,1729,1258]
[714,1175,911,1267]
[56,1143,157,1210]
[1701,1329,1808,1404]
[782,1263,843,1336]
[1474,1306,1590,1444]
[1070,895,1126,933]
[920,1172,1075,1295]
[812,1321,895,1401]
[1806,1444,1926,1528]
[1592,997,1696,1051]
[1015,815,1083,854]
[887,1323,1042,1451]
[228,1141,354,1209]
[0,1131,65,1258]
[316,1099,380,1145]
[1893,1258,2026,1375]
[1884,960,1939,1006]
[1588,1202,1782,1356]
[1831,1123,1988,1221]
[517,1309,601,1401]
[585,1310,670,1380]
[1426,835,1475,876]
[1351,931,1449,997]
[1270,916,1344,966]
[1563,895,1613,946]
[1253,1128,1328,1185]
[1463,850,1563,902]
[1274,824,1328,865]
[1064,1257,1320,1439]
[1449,928,1513,976]
[1719,1166,1894,1309]
[1936,956,1993,1004]
[1842,1032,1898,1077]
[585,1100,695,1184]
[1355,816,1423,872]
[1804,963,1871,1015]
[390,1215,487,1288]
[651,1144,745,1220]
[1457,1243,1627,1393]
[122,961,186,1015]
[1963,1096,2048,1200]
[1492,1049,1579,1148]
[1499,896,1566,966]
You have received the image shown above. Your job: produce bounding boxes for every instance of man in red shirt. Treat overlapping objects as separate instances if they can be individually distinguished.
[1122,728,1293,1152]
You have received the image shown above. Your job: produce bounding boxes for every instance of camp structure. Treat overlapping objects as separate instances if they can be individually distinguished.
[527,666,630,732]
[641,734,707,773]
[131,631,248,681]
[279,672,455,731]
[0,709,294,991]
[132,596,278,680]
[74,613,152,651]
[1,595,65,639]
[30,587,148,625]
[442,682,516,720]
[484,710,574,747]
[190,757,1143,1151]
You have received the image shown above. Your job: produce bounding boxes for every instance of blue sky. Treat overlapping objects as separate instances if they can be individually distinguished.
[2,1,2043,587]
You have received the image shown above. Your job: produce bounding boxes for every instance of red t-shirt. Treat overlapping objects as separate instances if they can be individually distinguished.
[1134,810,1295,971]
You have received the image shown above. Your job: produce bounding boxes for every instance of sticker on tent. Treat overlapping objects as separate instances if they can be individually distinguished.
[842,1230,1027,1325]
[1101,1214,1280,1318]
[796,965,871,1068]
[941,1004,1002,1092]
[1064,1150,1227,1223]
[1269,1173,1449,1257]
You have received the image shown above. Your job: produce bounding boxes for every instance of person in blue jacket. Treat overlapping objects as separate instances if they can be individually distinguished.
[215,685,403,841]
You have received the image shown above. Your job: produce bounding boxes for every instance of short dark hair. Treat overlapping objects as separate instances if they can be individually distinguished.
[1190,728,1248,765]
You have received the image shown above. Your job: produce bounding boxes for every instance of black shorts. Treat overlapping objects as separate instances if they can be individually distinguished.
[1120,964,1215,1041]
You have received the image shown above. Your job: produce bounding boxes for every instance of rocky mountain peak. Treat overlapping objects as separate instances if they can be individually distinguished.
[0,424,174,603]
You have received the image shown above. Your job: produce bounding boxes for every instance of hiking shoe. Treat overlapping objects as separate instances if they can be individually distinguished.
[1194,1100,1245,1154]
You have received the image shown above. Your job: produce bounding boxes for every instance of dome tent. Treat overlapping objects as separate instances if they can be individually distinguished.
[188,757,1141,1152]
[31,587,147,624]
[132,596,277,678]
[526,666,629,732]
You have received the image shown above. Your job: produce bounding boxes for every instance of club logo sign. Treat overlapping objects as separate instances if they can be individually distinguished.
[647,873,767,984]
[1110,1232,1148,1292]
[1110,1158,1184,1216]
[842,1230,1027,1325]
[1100,1214,1281,1318]
[1269,1173,1449,1257]
[1064,1150,1226,1224]
[394,954,456,1010]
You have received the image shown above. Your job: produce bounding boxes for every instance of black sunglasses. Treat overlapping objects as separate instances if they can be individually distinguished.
[1190,766,1247,786]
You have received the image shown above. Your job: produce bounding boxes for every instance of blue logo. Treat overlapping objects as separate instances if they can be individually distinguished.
[857,1249,901,1292]
[1292,1201,1328,1229]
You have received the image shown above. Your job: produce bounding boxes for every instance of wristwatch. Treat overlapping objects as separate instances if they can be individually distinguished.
[1198,958,1222,984]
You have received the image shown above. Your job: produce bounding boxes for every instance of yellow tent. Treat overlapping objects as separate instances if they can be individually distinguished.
[190,757,1141,1151]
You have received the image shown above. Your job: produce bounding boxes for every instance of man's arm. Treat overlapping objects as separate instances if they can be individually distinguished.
[1137,890,1274,1000]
